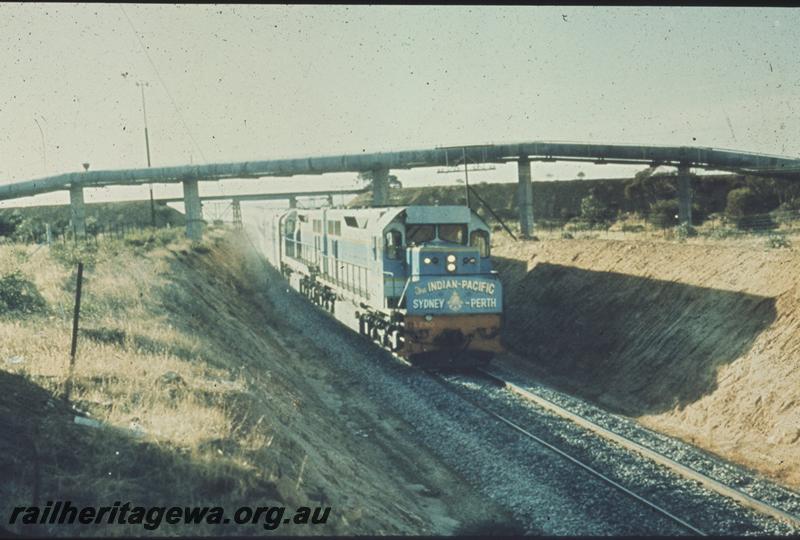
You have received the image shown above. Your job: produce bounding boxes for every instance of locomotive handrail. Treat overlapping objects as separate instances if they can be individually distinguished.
[382,270,400,308]
[284,235,372,299]
[397,277,412,310]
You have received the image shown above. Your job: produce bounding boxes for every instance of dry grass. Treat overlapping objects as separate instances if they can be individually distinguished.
[0,229,321,536]
[1,227,502,536]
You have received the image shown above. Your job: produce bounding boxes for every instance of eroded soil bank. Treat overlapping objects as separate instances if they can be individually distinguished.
[493,236,800,489]
[0,231,506,536]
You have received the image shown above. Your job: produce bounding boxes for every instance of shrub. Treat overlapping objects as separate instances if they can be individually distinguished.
[708,227,738,240]
[0,212,22,238]
[0,271,47,315]
[50,241,99,268]
[564,220,594,232]
[620,223,645,233]
[648,200,705,229]
[649,200,680,229]
[725,187,778,230]
[579,194,613,225]
[766,234,791,249]
[675,222,696,239]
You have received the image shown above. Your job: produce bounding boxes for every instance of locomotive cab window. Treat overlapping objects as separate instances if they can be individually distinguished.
[406,224,435,245]
[385,230,403,260]
[470,230,490,257]
[438,224,467,245]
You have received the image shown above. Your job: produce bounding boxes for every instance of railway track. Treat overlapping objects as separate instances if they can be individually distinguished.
[420,367,708,536]
[387,349,800,535]
[248,237,799,534]
[476,367,800,532]
[420,358,800,535]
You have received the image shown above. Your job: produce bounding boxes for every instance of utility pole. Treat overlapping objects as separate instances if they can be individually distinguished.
[136,81,156,228]
[462,146,470,209]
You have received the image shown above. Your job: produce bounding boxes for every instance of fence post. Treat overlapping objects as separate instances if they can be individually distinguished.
[64,262,84,401]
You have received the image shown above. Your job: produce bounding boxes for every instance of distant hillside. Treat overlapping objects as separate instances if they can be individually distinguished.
[349,174,778,223]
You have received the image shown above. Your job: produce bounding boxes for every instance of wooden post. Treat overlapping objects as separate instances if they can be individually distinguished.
[64,262,84,400]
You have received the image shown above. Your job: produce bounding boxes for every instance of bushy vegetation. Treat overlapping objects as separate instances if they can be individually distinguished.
[0,271,47,315]
[0,211,22,238]
[0,201,185,243]
[725,188,778,230]
[50,241,100,268]
[648,199,680,229]
[579,193,613,225]
[766,234,792,249]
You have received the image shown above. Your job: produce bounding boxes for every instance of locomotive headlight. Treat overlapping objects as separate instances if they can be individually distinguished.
[446,263,456,272]
[423,257,432,264]
[446,254,456,263]
[469,257,477,264]
[425,315,433,321]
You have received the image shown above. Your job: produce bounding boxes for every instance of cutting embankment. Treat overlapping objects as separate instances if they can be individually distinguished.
[493,236,800,490]
[0,229,505,536]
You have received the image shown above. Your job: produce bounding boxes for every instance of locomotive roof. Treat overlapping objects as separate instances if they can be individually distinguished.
[294,205,489,232]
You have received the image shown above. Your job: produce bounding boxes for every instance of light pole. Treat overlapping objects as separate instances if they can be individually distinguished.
[136,81,156,228]
[462,146,470,209]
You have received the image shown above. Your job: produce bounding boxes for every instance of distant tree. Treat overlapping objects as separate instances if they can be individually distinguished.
[357,171,400,189]
[725,187,777,229]
[576,171,586,179]
[624,168,679,212]
[0,212,22,238]
[579,193,612,225]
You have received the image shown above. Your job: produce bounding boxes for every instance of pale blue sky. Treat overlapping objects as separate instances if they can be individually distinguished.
[1,4,798,209]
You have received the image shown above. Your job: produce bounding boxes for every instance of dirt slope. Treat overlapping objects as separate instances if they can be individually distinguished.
[493,236,800,489]
[0,230,507,536]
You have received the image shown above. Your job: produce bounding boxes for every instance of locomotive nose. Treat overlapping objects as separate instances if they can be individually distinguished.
[412,246,481,276]
[433,328,467,350]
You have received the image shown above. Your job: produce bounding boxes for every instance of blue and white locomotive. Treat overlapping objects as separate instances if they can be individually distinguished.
[253,205,503,367]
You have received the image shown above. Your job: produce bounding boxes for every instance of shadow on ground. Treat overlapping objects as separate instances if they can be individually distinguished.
[0,370,280,537]
[495,257,776,416]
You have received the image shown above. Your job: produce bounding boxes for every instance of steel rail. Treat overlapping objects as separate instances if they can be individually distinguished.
[391,346,706,534]
[422,372,707,536]
[480,367,800,531]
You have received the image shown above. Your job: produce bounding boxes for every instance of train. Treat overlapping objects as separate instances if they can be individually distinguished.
[251,204,503,368]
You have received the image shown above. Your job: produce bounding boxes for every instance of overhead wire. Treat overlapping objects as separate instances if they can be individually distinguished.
[119,5,209,164]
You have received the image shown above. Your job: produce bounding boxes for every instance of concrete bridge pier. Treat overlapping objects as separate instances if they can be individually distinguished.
[288,195,297,209]
[69,183,86,239]
[677,163,693,227]
[327,193,334,207]
[372,168,389,206]
[182,179,204,241]
[517,157,534,238]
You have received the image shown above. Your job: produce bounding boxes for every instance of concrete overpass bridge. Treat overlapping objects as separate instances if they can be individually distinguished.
[1,141,798,240]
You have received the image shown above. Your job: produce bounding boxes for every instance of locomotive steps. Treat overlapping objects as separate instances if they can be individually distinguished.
[0,229,509,536]
[492,235,800,491]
